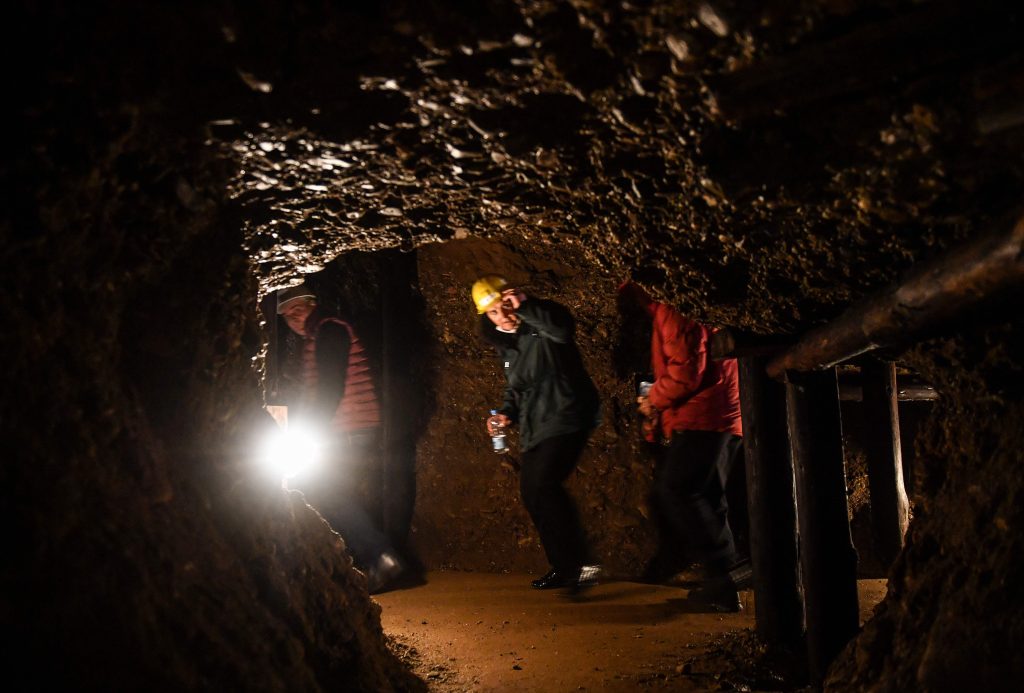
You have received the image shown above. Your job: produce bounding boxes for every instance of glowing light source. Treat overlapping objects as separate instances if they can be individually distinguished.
[258,422,323,484]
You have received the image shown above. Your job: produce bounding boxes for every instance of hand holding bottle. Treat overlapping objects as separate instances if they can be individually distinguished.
[637,381,659,440]
[487,409,511,454]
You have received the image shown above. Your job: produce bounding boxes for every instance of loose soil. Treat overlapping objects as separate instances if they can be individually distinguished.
[377,572,887,691]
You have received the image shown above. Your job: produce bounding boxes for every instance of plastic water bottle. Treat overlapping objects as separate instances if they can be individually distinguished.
[637,381,658,438]
[488,409,508,454]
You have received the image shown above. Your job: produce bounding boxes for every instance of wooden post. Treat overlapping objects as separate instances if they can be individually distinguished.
[861,360,910,566]
[786,368,859,684]
[739,356,804,645]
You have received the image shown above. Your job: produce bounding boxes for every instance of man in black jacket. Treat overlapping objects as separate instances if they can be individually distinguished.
[474,275,602,591]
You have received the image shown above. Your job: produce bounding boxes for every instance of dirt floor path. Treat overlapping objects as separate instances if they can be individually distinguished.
[376,572,887,692]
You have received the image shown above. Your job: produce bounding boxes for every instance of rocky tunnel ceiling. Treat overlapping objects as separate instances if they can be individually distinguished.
[213,0,1022,331]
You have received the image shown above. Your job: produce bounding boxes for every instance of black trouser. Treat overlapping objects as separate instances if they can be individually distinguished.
[519,430,591,573]
[653,429,743,576]
[294,432,394,570]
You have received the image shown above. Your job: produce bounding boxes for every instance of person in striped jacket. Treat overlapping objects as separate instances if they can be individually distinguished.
[277,284,406,594]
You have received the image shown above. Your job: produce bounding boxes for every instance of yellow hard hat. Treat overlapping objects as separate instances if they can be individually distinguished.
[472,275,509,313]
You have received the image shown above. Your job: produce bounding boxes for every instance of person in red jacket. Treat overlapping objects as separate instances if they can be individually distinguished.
[277,284,406,594]
[618,281,744,612]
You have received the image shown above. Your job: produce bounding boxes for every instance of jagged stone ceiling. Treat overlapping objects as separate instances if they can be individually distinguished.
[203,0,1021,331]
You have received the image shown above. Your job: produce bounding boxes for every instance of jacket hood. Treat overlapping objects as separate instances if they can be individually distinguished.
[617,280,657,318]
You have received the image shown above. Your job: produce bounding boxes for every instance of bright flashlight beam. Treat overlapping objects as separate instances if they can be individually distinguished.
[259,425,323,482]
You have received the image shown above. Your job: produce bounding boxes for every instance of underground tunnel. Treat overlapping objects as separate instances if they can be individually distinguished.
[3,0,1023,690]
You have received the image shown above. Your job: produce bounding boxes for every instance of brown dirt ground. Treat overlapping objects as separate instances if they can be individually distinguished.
[377,572,887,692]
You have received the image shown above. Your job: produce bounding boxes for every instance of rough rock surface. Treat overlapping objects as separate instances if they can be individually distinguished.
[4,0,1022,689]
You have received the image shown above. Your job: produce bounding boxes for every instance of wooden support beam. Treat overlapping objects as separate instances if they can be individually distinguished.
[861,360,911,566]
[838,377,939,402]
[786,369,860,684]
[739,356,803,645]
[767,212,1024,379]
[710,328,790,360]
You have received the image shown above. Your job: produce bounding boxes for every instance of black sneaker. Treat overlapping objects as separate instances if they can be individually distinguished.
[531,568,578,589]
[686,578,742,613]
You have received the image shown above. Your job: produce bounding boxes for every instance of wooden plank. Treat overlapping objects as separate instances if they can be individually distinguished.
[861,360,911,566]
[739,356,803,645]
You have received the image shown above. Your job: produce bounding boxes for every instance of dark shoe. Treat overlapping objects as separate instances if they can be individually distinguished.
[687,578,741,613]
[366,551,405,595]
[531,568,578,589]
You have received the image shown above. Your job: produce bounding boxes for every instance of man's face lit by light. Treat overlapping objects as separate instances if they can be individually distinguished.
[484,298,518,332]
[281,298,316,336]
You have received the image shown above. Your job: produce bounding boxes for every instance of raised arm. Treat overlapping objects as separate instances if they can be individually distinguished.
[514,298,574,344]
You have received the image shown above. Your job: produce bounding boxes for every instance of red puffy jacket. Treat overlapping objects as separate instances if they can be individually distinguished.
[644,299,742,440]
[301,317,381,433]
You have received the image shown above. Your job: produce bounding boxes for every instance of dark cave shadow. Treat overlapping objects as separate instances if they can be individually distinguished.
[558,593,720,624]
[558,582,664,603]
[556,578,733,623]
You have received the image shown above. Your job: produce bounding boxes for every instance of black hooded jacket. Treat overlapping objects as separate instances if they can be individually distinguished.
[480,298,600,451]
